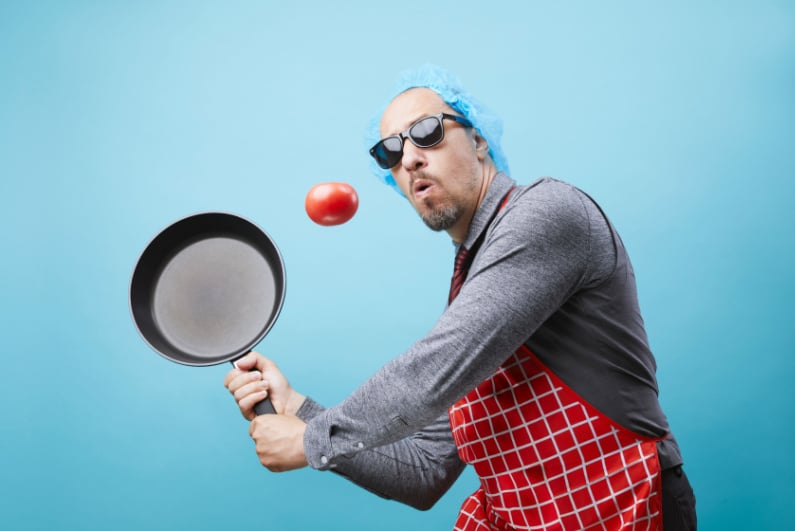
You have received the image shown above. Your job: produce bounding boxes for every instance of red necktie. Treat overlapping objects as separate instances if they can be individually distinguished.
[448,245,473,304]
[447,187,515,305]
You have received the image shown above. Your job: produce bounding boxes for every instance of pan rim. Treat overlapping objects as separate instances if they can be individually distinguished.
[129,211,286,367]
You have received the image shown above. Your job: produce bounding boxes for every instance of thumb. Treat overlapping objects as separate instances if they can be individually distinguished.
[233,352,259,371]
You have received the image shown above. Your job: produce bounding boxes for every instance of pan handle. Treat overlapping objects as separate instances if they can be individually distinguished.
[231,359,277,415]
[254,396,276,415]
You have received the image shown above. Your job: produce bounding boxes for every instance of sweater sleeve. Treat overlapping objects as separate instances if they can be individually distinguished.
[304,180,592,470]
[296,397,465,510]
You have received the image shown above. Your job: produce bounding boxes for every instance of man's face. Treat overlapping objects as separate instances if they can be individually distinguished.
[379,88,486,235]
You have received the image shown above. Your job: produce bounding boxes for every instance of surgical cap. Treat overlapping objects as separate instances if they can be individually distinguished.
[365,64,510,196]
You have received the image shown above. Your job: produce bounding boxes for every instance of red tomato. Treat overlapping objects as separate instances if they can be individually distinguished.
[305,182,359,226]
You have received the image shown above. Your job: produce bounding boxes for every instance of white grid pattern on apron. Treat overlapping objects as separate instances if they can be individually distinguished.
[450,350,661,530]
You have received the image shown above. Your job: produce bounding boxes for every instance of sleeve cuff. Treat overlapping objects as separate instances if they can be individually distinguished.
[295,396,326,422]
[303,410,337,471]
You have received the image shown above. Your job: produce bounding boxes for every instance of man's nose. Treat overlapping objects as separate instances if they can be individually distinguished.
[401,140,427,172]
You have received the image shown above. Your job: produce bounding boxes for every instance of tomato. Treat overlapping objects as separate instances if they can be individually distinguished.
[305,182,359,226]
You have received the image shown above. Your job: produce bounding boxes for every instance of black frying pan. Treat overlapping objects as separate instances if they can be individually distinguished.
[130,212,285,415]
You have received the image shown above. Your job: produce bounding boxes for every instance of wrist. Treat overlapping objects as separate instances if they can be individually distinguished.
[285,390,306,416]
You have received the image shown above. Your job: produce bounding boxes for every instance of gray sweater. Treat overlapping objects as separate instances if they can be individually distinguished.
[297,174,682,510]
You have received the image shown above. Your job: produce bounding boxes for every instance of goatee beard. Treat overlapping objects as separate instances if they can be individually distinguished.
[420,201,461,232]
[410,171,466,232]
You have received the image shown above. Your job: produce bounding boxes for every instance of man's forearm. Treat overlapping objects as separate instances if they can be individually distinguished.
[296,397,465,510]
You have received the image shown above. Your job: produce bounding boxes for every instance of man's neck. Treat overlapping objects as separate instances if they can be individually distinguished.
[447,166,498,244]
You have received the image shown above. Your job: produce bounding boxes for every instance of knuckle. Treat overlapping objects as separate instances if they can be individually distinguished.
[234,386,248,401]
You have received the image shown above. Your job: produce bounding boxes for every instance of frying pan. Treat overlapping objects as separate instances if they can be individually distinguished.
[129,212,285,415]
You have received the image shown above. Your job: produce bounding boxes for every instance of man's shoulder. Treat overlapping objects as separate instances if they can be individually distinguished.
[522,176,578,196]
[510,177,588,218]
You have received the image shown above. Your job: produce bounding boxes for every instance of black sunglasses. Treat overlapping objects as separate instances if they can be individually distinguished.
[369,112,473,169]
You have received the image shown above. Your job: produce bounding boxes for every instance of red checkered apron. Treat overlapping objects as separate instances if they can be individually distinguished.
[448,345,662,530]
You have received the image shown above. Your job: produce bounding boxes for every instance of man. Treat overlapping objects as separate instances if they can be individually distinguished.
[225,65,696,530]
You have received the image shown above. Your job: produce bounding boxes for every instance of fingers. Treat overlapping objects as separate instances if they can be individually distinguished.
[223,364,248,388]
[224,352,272,390]
[224,369,268,419]
[225,367,260,392]
[234,351,276,373]
[226,353,265,386]
[238,387,270,418]
[233,376,266,400]
[232,352,259,371]
[224,351,289,419]
[248,415,309,472]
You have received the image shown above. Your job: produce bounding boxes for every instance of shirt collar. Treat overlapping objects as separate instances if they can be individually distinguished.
[459,172,516,251]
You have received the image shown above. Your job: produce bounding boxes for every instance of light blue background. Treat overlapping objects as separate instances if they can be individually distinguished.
[2,1,793,529]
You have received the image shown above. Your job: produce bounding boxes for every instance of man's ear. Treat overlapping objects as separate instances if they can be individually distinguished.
[472,131,489,158]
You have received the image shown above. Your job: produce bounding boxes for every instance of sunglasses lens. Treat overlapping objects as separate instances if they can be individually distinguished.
[372,136,403,169]
[409,116,444,147]
[370,115,450,169]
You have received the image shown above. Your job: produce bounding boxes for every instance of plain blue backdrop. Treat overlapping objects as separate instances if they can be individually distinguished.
[2,1,793,529]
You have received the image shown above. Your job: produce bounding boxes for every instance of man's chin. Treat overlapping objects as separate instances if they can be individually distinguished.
[420,204,460,232]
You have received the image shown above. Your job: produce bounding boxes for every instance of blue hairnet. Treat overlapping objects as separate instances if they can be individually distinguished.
[365,64,510,196]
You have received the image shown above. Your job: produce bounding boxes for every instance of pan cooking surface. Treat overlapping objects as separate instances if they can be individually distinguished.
[151,236,278,359]
[130,211,285,367]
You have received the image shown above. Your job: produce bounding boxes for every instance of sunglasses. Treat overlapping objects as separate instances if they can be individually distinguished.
[369,112,473,169]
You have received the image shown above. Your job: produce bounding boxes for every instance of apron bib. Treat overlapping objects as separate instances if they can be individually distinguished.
[448,345,663,530]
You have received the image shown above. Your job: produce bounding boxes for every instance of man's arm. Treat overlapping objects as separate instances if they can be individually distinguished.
[226,353,465,510]
[298,398,465,510]
[303,180,594,469]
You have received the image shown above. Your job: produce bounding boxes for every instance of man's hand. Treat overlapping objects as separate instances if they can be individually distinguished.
[224,352,305,420]
[249,414,309,472]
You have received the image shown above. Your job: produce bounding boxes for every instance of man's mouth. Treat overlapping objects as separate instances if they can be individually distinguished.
[412,179,435,199]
